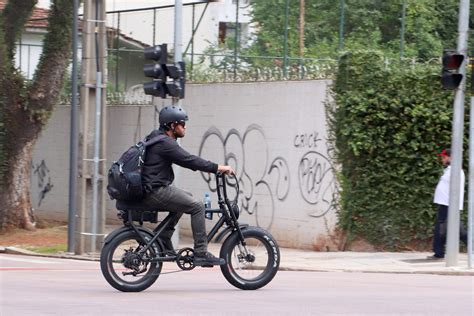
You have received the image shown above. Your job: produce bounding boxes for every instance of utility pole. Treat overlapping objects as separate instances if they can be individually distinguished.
[446,0,470,267]
[299,0,305,58]
[77,0,107,254]
[68,0,79,253]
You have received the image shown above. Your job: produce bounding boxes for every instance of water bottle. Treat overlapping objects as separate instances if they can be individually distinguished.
[204,192,212,220]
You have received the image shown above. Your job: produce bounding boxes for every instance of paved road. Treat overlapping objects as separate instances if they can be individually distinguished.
[1,254,473,315]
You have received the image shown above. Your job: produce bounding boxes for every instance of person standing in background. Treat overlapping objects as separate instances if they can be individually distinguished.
[428,148,468,259]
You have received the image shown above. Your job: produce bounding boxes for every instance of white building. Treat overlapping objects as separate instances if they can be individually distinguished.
[22,0,255,90]
[36,0,254,55]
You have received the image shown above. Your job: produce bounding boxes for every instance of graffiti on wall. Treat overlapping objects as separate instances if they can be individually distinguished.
[32,159,54,207]
[198,125,337,226]
[199,125,289,230]
[294,131,337,218]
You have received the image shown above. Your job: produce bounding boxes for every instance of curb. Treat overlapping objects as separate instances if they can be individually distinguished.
[1,246,100,262]
[1,246,473,276]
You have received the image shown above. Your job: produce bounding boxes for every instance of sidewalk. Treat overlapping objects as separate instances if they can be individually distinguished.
[2,243,473,276]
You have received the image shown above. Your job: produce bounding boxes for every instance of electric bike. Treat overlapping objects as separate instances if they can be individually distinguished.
[100,173,280,292]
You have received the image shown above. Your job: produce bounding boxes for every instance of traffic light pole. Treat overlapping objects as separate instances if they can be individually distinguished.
[446,0,470,267]
[467,66,474,269]
[172,0,183,248]
[468,56,474,269]
[174,0,183,106]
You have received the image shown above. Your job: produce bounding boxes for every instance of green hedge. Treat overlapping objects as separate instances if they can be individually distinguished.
[327,50,469,249]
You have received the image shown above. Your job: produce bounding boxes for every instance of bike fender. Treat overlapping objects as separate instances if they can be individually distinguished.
[215,224,249,243]
[103,225,154,245]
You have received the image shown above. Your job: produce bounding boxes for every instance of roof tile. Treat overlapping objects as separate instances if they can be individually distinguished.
[0,0,49,28]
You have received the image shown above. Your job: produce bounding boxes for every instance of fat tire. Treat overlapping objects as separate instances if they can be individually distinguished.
[220,227,279,290]
[100,230,162,292]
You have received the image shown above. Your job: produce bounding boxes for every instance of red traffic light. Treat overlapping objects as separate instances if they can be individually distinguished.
[442,52,464,70]
[441,51,464,90]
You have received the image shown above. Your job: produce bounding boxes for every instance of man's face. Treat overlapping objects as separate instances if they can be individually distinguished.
[173,121,186,138]
[442,155,451,167]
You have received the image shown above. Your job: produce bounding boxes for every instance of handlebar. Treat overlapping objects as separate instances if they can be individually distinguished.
[215,172,239,204]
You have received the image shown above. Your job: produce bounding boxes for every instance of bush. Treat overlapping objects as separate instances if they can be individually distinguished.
[327,50,468,249]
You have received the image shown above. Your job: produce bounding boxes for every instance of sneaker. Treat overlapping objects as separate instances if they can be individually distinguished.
[426,254,444,260]
[194,251,226,267]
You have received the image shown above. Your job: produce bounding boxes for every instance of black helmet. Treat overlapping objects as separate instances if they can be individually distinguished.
[159,105,189,129]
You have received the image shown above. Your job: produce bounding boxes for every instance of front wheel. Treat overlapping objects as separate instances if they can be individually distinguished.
[220,227,280,290]
[100,230,162,292]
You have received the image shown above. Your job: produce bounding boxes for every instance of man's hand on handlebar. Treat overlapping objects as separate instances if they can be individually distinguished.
[217,165,235,175]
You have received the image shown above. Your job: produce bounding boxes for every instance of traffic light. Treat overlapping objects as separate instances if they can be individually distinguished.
[143,44,185,99]
[441,50,464,90]
[164,61,185,99]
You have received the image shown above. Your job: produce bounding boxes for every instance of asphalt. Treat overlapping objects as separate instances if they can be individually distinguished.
[1,242,473,276]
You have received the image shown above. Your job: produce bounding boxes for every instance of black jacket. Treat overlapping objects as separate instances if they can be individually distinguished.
[142,129,218,191]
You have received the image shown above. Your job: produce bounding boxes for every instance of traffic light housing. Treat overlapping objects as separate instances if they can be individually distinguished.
[441,50,464,90]
[143,44,185,99]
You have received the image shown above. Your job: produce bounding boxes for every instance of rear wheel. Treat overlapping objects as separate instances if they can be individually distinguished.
[220,227,279,290]
[100,230,162,292]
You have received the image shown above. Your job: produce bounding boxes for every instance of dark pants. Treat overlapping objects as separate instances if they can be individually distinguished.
[142,185,207,254]
[433,204,468,257]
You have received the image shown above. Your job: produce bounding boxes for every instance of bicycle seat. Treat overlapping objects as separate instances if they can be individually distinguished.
[116,200,157,212]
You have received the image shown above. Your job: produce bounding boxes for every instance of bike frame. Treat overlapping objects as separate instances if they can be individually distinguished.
[121,173,246,263]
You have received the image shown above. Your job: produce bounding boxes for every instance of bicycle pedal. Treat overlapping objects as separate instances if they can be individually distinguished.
[200,264,214,268]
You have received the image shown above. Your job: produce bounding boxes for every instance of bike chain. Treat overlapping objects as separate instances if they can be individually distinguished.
[129,247,197,277]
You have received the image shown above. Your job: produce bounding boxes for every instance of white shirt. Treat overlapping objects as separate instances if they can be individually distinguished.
[433,165,465,210]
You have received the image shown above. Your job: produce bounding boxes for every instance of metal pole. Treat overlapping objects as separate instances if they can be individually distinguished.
[468,55,474,269]
[283,0,290,78]
[446,0,470,267]
[174,0,183,66]
[115,12,120,92]
[469,95,474,269]
[190,4,195,81]
[90,0,104,253]
[172,0,183,248]
[91,71,102,253]
[400,0,406,59]
[233,0,240,81]
[68,0,79,253]
[338,0,345,51]
[153,9,156,46]
[183,2,211,55]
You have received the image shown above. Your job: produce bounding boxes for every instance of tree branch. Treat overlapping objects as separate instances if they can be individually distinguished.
[27,0,73,125]
[1,0,36,61]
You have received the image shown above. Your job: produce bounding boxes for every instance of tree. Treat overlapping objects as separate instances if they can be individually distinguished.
[0,0,73,231]
[246,0,463,60]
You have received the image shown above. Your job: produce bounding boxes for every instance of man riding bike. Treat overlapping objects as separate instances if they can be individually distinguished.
[140,105,234,267]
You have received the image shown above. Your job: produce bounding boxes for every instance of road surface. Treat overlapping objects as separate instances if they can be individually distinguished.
[0,254,473,315]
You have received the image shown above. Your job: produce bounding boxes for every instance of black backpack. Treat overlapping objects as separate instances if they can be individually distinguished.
[107,135,165,201]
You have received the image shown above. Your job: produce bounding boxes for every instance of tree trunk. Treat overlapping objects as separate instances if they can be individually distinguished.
[0,139,37,230]
[0,0,73,233]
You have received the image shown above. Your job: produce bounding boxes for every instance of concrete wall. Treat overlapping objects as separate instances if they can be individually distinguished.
[31,80,338,249]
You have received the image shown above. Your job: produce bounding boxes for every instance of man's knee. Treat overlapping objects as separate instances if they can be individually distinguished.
[189,200,205,215]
